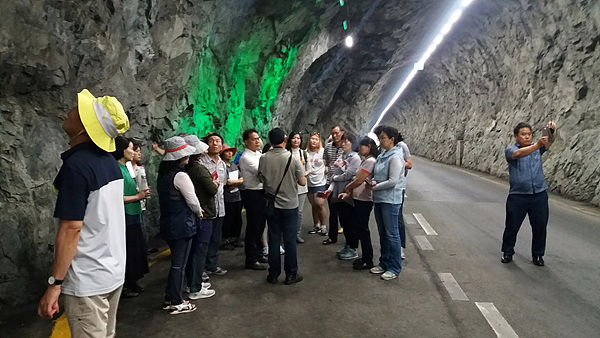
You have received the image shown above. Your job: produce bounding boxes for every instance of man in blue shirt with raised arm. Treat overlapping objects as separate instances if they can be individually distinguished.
[501,121,557,267]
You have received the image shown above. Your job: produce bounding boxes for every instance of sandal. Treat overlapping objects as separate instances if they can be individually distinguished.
[169,300,197,315]
[322,238,337,245]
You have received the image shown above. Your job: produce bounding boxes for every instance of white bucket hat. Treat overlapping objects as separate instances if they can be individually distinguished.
[182,135,209,155]
[162,136,196,161]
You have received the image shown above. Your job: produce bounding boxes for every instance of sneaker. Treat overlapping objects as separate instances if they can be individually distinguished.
[308,226,320,234]
[162,301,171,310]
[338,227,344,234]
[189,288,216,299]
[202,282,211,289]
[296,236,305,244]
[121,288,139,298]
[262,246,269,256]
[401,247,406,260]
[206,267,228,276]
[370,266,385,274]
[280,246,285,255]
[381,271,398,281]
[169,301,197,315]
[220,242,235,251]
[319,225,328,236]
[202,272,210,282]
[336,245,350,257]
[339,248,359,260]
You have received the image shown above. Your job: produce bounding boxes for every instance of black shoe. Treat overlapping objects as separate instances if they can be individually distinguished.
[501,254,513,263]
[131,282,144,293]
[231,238,243,248]
[257,256,268,263]
[266,275,278,284]
[353,261,374,270]
[532,255,545,266]
[284,274,303,285]
[220,242,235,251]
[245,262,268,270]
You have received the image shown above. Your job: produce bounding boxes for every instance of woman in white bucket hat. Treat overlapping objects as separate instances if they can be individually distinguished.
[156,136,202,314]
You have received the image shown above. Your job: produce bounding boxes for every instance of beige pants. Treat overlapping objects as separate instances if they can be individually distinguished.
[63,285,123,338]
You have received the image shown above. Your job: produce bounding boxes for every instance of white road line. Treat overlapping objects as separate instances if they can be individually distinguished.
[405,213,417,225]
[438,273,469,301]
[415,235,434,250]
[475,302,519,338]
[413,213,438,235]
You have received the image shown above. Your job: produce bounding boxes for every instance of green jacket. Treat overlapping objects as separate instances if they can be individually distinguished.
[185,161,218,219]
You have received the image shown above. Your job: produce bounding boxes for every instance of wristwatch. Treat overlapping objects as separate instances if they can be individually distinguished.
[47,276,64,286]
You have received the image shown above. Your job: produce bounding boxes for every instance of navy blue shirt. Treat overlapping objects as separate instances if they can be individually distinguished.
[505,143,547,195]
[54,142,123,220]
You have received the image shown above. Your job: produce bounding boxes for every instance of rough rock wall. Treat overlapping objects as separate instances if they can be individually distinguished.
[383,0,600,205]
[0,0,332,314]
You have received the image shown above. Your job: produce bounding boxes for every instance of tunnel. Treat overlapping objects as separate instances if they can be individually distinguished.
[1,0,600,336]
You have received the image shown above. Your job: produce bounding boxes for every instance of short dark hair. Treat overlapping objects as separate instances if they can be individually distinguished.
[285,131,302,151]
[243,128,259,141]
[396,131,404,142]
[130,138,141,151]
[268,127,286,145]
[341,132,356,145]
[359,136,379,158]
[514,122,532,135]
[331,125,344,132]
[205,133,223,144]
[378,125,400,145]
[112,136,131,160]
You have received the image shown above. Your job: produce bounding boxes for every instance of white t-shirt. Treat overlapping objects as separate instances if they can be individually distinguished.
[307,148,326,187]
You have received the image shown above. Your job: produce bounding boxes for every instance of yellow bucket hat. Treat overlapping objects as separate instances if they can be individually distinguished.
[77,89,129,152]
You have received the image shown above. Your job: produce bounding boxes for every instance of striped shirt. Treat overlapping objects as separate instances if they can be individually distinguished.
[323,141,344,185]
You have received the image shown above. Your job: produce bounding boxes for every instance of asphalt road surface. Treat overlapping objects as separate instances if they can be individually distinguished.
[5,156,599,337]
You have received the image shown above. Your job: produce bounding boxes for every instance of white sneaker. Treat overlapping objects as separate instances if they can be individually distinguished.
[401,247,406,260]
[189,288,216,299]
[381,271,398,281]
[370,266,385,274]
[202,282,211,289]
[319,225,328,236]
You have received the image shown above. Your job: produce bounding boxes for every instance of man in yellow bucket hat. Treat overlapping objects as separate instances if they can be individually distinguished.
[38,89,130,337]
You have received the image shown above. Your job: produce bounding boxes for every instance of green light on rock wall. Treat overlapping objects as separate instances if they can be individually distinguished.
[178,38,299,148]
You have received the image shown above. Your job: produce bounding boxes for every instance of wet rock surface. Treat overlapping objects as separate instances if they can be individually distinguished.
[0,0,598,314]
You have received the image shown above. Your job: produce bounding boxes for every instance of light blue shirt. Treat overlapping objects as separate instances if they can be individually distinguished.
[505,143,547,195]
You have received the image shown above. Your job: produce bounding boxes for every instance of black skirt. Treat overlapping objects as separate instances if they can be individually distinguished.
[125,214,149,285]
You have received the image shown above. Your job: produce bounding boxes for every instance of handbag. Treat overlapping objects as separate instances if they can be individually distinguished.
[264,153,293,217]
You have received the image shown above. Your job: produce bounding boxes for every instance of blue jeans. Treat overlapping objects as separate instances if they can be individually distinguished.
[398,189,406,248]
[267,208,299,278]
[374,203,402,274]
[186,219,213,293]
[205,217,224,272]
[165,237,193,305]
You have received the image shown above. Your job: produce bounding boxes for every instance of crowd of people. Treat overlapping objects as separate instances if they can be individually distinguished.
[148,124,412,314]
[37,89,416,332]
[37,89,557,336]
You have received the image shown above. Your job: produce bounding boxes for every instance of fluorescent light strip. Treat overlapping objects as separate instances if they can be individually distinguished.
[371,0,474,131]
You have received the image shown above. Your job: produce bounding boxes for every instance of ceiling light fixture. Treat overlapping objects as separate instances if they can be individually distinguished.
[345,35,354,48]
[370,0,475,131]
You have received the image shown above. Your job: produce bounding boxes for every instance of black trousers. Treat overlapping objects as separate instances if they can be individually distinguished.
[501,191,549,256]
[398,189,406,248]
[242,189,267,264]
[223,200,243,239]
[353,199,374,264]
[328,197,342,241]
[338,201,358,248]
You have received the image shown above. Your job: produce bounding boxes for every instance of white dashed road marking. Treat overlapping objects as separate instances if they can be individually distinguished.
[438,273,469,301]
[415,235,434,250]
[476,302,519,338]
[413,213,438,235]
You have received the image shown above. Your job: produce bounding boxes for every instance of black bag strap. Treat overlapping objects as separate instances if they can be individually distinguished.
[274,154,293,197]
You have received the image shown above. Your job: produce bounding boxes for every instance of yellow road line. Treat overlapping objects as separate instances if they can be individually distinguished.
[50,248,171,337]
[50,314,70,338]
